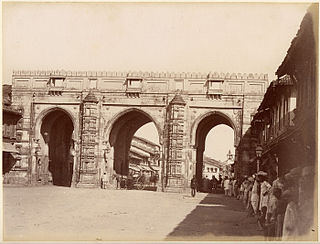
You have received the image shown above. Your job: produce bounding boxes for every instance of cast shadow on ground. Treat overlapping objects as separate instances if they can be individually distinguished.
[166,193,264,241]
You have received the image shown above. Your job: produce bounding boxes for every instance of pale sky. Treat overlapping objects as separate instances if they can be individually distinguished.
[2,2,310,83]
[135,123,234,161]
[204,124,234,161]
[2,2,311,161]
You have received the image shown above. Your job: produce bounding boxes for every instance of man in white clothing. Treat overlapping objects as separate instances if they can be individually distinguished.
[224,176,230,196]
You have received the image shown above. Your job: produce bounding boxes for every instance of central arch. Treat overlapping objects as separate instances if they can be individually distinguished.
[108,108,161,176]
[192,111,236,186]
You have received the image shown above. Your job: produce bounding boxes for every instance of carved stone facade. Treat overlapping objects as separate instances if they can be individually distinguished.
[165,94,186,191]
[9,70,267,192]
[78,91,100,187]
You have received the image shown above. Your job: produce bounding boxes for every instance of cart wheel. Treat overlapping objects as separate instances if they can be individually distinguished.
[136,182,144,190]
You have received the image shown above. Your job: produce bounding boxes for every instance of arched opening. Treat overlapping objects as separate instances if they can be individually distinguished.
[135,123,159,145]
[109,110,160,179]
[130,122,160,190]
[194,112,235,190]
[204,125,235,161]
[40,109,74,187]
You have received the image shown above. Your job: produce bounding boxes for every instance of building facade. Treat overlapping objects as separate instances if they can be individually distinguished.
[251,75,297,179]
[2,85,23,184]
[128,136,160,174]
[202,155,222,180]
[236,5,317,238]
[9,70,268,192]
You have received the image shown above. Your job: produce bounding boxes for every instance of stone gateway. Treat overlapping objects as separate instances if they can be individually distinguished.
[10,70,267,192]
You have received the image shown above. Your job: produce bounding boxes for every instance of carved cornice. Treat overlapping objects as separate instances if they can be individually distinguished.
[12,70,268,81]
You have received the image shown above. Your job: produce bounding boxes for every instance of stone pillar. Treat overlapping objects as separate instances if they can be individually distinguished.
[164,94,186,193]
[30,139,38,185]
[71,138,79,187]
[183,148,195,192]
[77,91,100,188]
[102,141,115,188]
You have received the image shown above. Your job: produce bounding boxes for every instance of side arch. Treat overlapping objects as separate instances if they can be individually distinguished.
[190,110,239,187]
[190,110,238,148]
[34,106,78,141]
[33,106,76,187]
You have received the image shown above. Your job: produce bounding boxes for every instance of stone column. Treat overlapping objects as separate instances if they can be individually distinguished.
[77,91,100,188]
[102,141,115,188]
[30,139,38,185]
[164,94,186,193]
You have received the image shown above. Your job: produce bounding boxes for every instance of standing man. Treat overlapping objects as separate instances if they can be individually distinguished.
[224,176,230,196]
[282,189,299,240]
[212,175,218,193]
[101,172,108,189]
[258,171,271,229]
[251,175,261,216]
[41,132,50,184]
[191,175,197,197]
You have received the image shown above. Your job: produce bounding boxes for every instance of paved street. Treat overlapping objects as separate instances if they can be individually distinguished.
[3,186,263,241]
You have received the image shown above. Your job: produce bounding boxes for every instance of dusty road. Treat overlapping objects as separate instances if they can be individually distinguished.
[3,186,263,241]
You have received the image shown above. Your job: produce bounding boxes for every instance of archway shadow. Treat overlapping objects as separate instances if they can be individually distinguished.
[166,193,264,241]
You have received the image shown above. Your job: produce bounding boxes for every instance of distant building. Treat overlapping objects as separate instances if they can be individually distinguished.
[2,85,23,184]
[128,136,160,176]
[221,150,234,178]
[202,155,222,180]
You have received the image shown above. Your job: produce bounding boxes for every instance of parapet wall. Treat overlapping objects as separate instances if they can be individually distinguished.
[12,70,268,80]
[12,70,269,96]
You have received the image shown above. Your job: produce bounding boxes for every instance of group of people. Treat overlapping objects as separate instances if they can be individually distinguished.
[199,175,222,193]
[223,166,314,241]
[190,175,223,197]
[222,176,238,197]
[101,170,159,190]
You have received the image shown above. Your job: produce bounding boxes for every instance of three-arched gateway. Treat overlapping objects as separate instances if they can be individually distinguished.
[11,70,268,192]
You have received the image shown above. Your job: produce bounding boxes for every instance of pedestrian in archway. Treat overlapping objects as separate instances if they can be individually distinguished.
[211,175,218,193]
[113,170,120,189]
[203,175,209,193]
[191,175,197,197]
[224,176,230,196]
[41,133,50,184]
[101,172,108,189]
[208,176,213,193]
[229,178,234,196]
